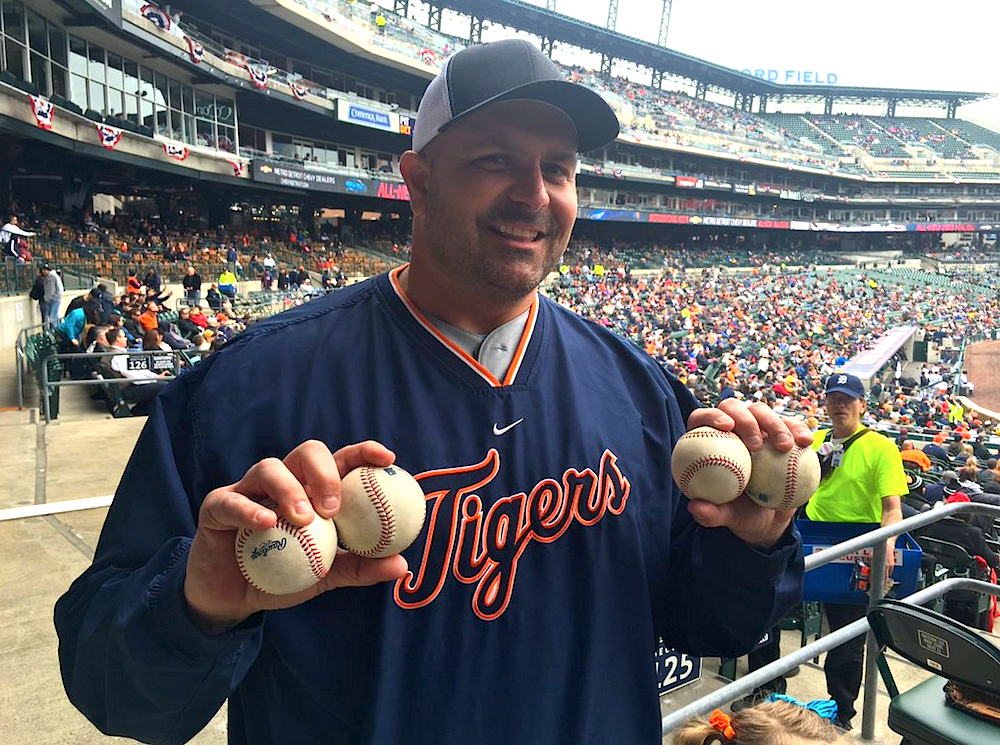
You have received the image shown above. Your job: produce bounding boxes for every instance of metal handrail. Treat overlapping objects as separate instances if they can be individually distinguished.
[661,502,1000,739]
[15,322,46,410]
[38,349,188,422]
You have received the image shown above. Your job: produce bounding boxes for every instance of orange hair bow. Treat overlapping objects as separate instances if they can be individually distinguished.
[708,709,736,741]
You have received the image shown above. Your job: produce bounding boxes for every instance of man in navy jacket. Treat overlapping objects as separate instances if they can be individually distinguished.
[55,40,806,745]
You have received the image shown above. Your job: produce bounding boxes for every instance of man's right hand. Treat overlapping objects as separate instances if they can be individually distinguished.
[184,439,409,635]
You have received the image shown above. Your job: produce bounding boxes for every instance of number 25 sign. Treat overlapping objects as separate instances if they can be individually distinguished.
[655,641,701,695]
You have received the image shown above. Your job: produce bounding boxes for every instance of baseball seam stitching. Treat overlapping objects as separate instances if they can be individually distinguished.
[680,455,748,495]
[684,430,741,440]
[782,447,802,510]
[235,529,253,586]
[275,515,328,579]
[358,467,395,558]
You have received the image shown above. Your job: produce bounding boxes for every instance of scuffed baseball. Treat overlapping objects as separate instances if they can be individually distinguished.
[746,441,821,510]
[671,427,752,504]
[235,499,339,595]
[335,465,426,558]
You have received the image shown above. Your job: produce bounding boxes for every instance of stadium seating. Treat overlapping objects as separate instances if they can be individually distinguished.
[91,0,1000,182]
[952,171,1000,180]
[947,119,1000,154]
[868,599,1000,745]
[880,171,943,179]
[810,116,911,158]
[872,117,980,160]
[762,114,846,156]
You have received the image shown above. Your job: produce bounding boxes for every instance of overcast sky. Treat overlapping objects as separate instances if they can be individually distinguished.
[480,0,1000,121]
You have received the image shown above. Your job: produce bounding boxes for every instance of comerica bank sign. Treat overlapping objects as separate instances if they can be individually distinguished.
[348,106,390,128]
[336,101,399,132]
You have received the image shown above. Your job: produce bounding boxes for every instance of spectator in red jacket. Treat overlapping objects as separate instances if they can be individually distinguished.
[189,306,209,329]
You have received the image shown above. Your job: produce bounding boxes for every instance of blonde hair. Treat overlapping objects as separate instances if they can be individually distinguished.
[672,701,839,745]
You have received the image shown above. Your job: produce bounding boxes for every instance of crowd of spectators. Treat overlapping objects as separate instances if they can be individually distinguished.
[545,256,1000,596]
[10,200,997,427]
[46,260,330,413]
[8,206,399,287]
[545,260,999,416]
[923,244,999,263]
[566,233,860,271]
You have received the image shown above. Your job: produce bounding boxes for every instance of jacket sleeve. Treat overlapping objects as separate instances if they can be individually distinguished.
[971,530,1000,572]
[657,514,804,657]
[652,372,805,657]
[54,369,265,745]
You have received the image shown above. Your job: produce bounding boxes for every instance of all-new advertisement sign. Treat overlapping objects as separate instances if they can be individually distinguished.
[252,160,409,201]
[337,100,399,132]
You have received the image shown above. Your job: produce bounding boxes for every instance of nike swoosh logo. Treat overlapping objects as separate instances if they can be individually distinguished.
[492,418,524,436]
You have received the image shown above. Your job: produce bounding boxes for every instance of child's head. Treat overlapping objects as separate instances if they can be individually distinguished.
[673,701,840,745]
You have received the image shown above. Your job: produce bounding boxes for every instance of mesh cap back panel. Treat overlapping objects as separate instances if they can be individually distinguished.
[412,57,455,152]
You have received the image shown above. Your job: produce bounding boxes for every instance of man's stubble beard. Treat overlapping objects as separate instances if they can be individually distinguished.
[423,204,568,304]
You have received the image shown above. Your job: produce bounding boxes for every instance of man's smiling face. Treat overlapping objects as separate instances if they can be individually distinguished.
[411,99,579,304]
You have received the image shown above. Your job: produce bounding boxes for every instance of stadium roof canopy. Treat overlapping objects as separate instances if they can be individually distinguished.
[432,0,992,110]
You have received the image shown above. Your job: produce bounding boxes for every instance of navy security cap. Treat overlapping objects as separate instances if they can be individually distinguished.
[413,39,620,153]
[825,372,865,399]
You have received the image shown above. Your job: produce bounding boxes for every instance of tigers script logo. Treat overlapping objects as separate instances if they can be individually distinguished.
[394,448,631,621]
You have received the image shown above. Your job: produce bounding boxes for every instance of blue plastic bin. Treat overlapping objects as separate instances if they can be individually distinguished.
[798,520,922,605]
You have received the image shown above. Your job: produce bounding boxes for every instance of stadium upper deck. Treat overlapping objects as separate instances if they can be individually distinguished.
[3,0,1000,238]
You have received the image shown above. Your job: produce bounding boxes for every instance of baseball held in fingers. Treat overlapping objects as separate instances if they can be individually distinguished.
[671,427,752,505]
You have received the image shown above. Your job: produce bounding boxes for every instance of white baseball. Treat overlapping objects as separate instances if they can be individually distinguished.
[235,499,339,595]
[746,442,821,510]
[671,427,752,504]
[335,465,427,558]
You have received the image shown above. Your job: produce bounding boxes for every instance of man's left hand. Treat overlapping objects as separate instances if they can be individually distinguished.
[685,399,815,549]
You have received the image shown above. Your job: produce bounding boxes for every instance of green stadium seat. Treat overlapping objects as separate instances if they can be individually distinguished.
[868,599,1000,745]
[24,331,63,420]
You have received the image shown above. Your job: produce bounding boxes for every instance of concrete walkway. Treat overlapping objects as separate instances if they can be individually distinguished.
[0,345,950,744]
[0,346,227,745]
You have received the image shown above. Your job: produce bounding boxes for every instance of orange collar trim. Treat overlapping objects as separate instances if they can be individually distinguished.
[388,265,537,387]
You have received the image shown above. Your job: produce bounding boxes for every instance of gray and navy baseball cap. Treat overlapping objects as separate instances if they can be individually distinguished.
[413,39,620,153]
[825,373,865,399]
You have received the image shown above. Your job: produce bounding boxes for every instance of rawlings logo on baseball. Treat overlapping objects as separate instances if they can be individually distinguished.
[234,499,339,595]
[250,537,287,560]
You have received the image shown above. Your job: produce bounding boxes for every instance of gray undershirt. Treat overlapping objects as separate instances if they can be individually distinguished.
[428,308,530,381]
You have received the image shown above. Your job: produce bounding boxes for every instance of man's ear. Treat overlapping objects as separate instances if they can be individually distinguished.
[400,150,430,218]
